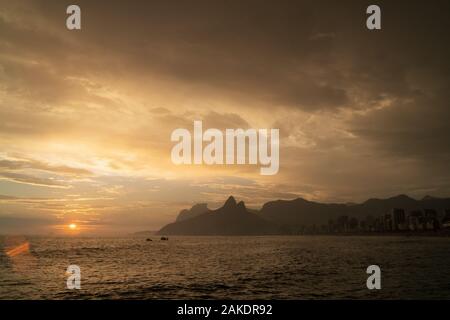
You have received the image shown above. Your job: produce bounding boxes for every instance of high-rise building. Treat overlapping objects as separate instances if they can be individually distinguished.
[384,213,393,231]
[424,209,438,230]
[392,208,406,231]
[442,209,450,229]
[408,210,423,231]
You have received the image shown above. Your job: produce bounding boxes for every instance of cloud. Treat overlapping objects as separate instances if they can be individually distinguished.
[0,215,53,227]
[0,214,56,234]
[0,172,69,188]
[350,92,450,159]
[0,195,17,200]
[0,158,92,176]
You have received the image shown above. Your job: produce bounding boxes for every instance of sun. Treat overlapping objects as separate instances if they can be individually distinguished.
[68,223,77,230]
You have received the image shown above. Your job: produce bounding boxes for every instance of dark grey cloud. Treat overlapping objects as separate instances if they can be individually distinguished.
[351,93,450,159]
[20,0,450,177]
[0,1,357,110]
[3,0,449,113]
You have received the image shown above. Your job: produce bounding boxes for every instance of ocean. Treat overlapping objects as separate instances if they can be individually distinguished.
[1,236,449,299]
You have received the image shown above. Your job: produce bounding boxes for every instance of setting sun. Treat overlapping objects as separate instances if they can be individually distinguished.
[68,223,77,230]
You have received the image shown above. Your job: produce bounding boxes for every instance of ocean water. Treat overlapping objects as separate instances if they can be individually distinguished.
[0,235,449,299]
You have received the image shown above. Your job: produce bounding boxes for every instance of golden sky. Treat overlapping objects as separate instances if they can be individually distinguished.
[1,0,449,234]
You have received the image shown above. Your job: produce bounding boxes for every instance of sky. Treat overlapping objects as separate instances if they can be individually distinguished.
[0,0,449,235]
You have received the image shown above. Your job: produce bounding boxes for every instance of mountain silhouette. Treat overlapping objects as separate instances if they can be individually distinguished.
[158,196,278,235]
[157,194,450,235]
[176,203,210,222]
[260,194,450,228]
[259,198,348,226]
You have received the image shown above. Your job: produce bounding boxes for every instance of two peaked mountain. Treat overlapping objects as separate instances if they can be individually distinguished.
[158,196,278,235]
[157,194,450,235]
